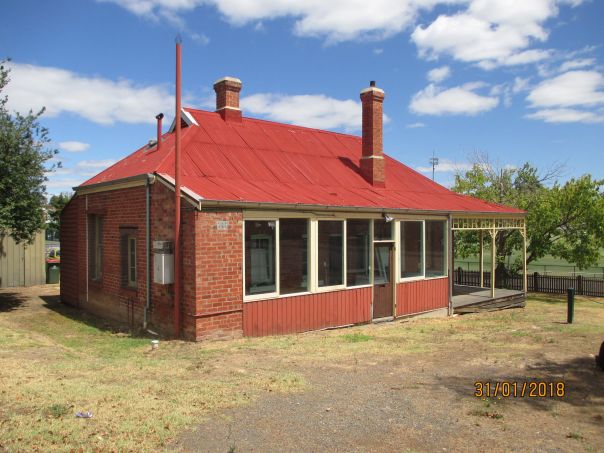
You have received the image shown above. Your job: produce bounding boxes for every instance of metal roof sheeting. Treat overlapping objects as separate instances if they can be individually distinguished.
[80,108,524,214]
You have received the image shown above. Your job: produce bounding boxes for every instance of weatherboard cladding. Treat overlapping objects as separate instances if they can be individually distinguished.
[81,108,522,214]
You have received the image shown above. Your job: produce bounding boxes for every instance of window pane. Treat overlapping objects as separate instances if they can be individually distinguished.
[279,219,308,294]
[374,219,392,240]
[318,221,343,287]
[129,237,136,284]
[401,221,423,278]
[245,220,276,295]
[426,220,446,277]
[346,220,370,286]
[374,245,391,284]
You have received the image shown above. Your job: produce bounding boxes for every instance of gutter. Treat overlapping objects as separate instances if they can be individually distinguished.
[143,174,155,329]
[196,199,526,218]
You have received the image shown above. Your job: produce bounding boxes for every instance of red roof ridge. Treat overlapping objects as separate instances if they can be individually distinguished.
[184,107,362,141]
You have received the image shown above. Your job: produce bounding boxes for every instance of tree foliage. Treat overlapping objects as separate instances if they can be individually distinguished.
[47,192,72,239]
[0,60,59,243]
[453,154,604,272]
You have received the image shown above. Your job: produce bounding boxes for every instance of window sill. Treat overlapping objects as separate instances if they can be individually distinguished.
[397,275,448,284]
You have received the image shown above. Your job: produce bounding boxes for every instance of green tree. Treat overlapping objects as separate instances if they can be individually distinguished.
[453,154,604,275]
[46,192,72,240]
[0,61,59,243]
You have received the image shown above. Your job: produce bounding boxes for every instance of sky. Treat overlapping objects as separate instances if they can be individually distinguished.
[2,0,603,195]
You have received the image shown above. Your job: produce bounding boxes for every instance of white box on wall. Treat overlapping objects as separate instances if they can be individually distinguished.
[153,241,174,284]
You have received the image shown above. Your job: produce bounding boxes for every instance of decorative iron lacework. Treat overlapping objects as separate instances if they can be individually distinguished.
[452,217,525,231]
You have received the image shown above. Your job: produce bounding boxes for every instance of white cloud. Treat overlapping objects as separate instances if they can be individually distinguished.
[76,159,116,169]
[411,0,581,69]
[241,93,366,131]
[410,82,499,116]
[58,141,90,152]
[526,70,604,124]
[406,122,426,128]
[512,77,530,93]
[559,58,595,72]
[527,70,604,108]
[5,62,172,125]
[416,158,473,173]
[526,108,604,123]
[101,0,472,43]
[427,66,451,83]
[373,48,384,55]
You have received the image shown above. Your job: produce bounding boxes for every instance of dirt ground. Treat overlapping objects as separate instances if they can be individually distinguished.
[0,285,602,453]
[175,334,603,453]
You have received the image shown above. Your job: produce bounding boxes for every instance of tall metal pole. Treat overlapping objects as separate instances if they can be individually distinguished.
[173,37,182,338]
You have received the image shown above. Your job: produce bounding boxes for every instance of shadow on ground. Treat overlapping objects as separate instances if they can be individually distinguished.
[0,292,29,312]
[441,355,604,424]
[38,293,155,340]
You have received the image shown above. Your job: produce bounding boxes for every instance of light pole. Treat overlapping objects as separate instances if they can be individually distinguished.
[429,151,439,181]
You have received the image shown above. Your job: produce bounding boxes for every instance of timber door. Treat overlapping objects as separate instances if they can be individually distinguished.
[373,243,394,319]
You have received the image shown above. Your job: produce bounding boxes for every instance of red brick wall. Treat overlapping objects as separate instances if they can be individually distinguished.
[191,210,244,341]
[60,197,81,306]
[60,182,246,341]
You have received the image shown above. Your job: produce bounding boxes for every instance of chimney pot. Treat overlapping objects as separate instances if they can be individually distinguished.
[359,81,385,187]
[213,76,243,122]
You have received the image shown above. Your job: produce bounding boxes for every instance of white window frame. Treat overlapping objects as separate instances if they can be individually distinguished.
[424,219,448,279]
[396,217,449,283]
[279,218,311,297]
[243,219,279,301]
[315,219,346,292]
[345,219,373,289]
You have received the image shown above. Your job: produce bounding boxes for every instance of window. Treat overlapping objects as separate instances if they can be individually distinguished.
[374,219,393,240]
[318,221,343,287]
[279,219,308,294]
[400,221,423,279]
[88,215,103,280]
[346,220,370,286]
[245,220,276,296]
[425,220,446,277]
[120,228,137,288]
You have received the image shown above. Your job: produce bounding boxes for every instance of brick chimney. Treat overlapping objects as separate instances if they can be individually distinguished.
[213,76,242,122]
[360,81,385,187]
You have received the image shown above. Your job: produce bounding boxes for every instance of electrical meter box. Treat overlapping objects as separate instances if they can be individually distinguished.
[153,241,174,284]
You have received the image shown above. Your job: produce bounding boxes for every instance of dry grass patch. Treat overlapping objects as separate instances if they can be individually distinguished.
[0,287,602,452]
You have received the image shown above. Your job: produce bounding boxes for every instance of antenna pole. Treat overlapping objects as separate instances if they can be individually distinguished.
[173,37,182,338]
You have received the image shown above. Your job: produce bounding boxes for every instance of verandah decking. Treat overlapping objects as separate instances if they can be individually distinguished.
[452,285,526,314]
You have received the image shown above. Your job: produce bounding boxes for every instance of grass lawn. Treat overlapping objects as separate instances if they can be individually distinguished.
[0,285,603,452]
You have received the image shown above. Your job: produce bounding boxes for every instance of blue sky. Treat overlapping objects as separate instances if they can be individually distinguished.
[2,0,603,195]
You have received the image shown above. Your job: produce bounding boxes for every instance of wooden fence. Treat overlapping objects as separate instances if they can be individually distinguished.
[454,268,604,297]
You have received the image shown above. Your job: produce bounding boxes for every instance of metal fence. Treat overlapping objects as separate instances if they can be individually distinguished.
[454,268,604,298]
[455,260,604,279]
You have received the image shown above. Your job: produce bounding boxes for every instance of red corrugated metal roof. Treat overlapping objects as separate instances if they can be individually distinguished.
[81,108,524,214]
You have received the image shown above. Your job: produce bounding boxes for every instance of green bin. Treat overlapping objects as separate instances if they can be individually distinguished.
[46,262,60,284]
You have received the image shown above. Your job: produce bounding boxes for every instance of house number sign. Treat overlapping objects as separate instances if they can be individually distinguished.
[216,220,229,230]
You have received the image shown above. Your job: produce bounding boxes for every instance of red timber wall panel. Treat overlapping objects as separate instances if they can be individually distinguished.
[243,287,372,337]
[396,278,449,317]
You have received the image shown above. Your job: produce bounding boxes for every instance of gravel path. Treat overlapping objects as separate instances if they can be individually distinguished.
[175,349,603,453]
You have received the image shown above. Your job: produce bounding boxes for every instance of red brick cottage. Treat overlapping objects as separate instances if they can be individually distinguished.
[60,78,527,341]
